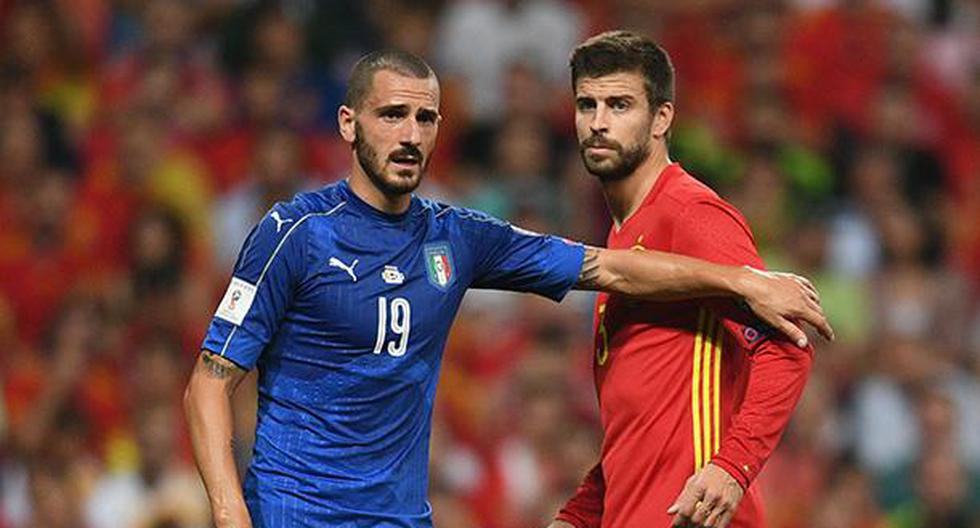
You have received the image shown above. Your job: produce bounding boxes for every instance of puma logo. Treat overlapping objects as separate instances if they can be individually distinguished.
[270,211,293,233]
[329,257,359,282]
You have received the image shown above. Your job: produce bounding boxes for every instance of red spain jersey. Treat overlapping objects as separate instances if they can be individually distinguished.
[558,163,813,528]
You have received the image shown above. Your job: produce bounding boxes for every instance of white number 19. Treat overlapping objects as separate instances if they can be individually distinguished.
[373,296,411,357]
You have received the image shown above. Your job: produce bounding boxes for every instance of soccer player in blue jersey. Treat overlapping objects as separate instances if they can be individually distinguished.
[184,50,831,528]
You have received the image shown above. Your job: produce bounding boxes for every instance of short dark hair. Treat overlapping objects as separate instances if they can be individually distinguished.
[344,50,436,109]
[570,30,675,112]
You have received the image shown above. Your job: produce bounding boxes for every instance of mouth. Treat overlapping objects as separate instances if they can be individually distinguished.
[585,146,619,160]
[389,152,422,169]
[586,146,617,154]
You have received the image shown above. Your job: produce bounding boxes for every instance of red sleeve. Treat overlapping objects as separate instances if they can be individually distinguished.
[556,463,604,528]
[710,338,812,488]
[670,199,775,351]
[671,199,813,488]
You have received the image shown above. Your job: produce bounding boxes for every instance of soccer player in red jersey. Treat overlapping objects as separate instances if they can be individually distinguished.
[552,31,830,528]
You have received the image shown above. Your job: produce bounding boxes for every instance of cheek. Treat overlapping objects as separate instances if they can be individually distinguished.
[574,114,591,139]
[622,115,651,144]
[366,134,396,158]
[362,121,394,143]
[422,127,439,151]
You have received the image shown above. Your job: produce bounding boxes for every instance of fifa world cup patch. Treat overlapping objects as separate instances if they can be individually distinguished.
[215,277,257,326]
[423,243,455,291]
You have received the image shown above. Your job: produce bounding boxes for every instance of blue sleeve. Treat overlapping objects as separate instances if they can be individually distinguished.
[200,204,309,370]
[468,215,585,302]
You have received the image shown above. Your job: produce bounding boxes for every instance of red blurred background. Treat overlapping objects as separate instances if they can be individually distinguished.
[0,0,977,527]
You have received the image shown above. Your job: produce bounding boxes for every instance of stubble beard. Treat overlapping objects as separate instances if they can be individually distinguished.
[580,137,652,182]
[354,123,426,196]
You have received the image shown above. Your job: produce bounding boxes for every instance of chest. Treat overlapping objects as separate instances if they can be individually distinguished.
[607,209,674,252]
[291,218,468,354]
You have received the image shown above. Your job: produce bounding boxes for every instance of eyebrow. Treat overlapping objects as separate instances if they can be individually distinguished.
[374,104,439,119]
[375,104,410,115]
[575,94,636,102]
[417,108,439,121]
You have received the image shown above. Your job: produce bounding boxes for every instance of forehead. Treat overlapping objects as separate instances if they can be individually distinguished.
[364,70,440,110]
[575,71,646,98]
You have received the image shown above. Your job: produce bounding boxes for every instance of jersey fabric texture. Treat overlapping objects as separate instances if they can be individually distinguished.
[557,163,813,528]
[201,180,585,527]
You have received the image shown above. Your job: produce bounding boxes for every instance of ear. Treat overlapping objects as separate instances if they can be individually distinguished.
[338,105,356,144]
[651,101,674,139]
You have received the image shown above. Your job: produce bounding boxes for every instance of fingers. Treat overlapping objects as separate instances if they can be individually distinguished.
[784,273,835,341]
[799,302,835,342]
[715,508,736,528]
[668,480,703,525]
[703,501,729,527]
[773,316,809,348]
[690,492,720,524]
[792,274,820,303]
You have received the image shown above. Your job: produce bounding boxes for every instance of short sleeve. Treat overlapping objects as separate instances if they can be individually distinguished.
[200,204,309,369]
[671,199,779,351]
[466,213,585,302]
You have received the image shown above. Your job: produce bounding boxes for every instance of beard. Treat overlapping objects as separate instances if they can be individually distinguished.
[578,131,651,182]
[354,122,427,196]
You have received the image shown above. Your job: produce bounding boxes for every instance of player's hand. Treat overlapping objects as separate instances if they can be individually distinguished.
[736,266,834,347]
[667,463,743,527]
[546,522,577,528]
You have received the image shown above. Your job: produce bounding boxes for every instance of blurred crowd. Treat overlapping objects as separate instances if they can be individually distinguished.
[0,0,977,527]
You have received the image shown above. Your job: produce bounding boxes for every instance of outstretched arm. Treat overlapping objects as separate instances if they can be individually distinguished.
[184,351,253,528]
[574,246,833,348]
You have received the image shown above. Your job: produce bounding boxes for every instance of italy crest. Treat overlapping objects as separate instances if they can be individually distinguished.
[423,243,455,291]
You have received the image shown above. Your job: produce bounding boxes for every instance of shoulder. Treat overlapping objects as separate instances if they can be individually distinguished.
[661,166,749,229]
[240,184,348,259]
[416,197,510,231]
[288,183,349,218]
[265,183,349,231]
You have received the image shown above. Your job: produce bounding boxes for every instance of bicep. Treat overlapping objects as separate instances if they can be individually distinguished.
[471,220,584,301]
[671,201,763,268]
[674,201,781,348]
[201,205,308,370]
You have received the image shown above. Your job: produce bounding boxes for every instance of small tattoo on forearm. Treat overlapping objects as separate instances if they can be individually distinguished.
[576,246,602,290]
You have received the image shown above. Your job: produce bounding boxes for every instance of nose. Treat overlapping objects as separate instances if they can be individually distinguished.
[399,118,422,146]
[590,106,610,135]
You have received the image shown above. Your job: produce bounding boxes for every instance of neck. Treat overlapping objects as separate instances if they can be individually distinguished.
[348,159,412,214]
[600,146,671,227]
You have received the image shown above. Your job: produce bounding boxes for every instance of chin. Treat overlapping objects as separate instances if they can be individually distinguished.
[586,162,630,181]
[381,170,423,194]
[585,159,614,175]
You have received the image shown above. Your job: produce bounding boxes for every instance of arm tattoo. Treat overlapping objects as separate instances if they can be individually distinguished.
[201,352,237,379]
[576,246,602,290]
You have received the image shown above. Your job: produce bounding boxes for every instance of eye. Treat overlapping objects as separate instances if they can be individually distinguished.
[417,111,438,125]
[576,98,596,111]
[611,99,630,111]
[380,109,405,122]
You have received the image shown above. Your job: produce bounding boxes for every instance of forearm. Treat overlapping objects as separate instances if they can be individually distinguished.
[712,340,813,488]
[579,246,750,301]
[184,355,251,527]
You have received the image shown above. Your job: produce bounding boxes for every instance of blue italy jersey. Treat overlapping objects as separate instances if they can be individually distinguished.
[201,180,584,527]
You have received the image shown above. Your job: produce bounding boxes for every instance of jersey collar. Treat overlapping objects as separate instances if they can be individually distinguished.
[340,179,419,225]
